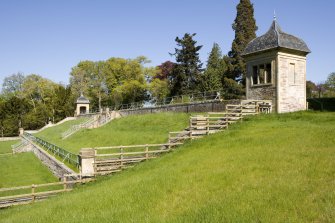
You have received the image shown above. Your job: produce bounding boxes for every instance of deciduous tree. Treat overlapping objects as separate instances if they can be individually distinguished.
[155,61,175,80]
[306,80,317,98]
[325,72,335,93]
[103,57,148,106]
[2,72,25,98]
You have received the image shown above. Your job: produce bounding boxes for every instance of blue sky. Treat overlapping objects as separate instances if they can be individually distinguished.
[0,0,334,88]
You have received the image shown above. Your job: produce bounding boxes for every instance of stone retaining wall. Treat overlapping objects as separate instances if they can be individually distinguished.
[19,138,77,179]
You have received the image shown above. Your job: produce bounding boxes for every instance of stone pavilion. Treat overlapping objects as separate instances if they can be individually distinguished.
[242,19,311,113]
[75,93,90,116]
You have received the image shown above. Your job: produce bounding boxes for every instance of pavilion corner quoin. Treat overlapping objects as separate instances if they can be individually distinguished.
[242,19,311,113]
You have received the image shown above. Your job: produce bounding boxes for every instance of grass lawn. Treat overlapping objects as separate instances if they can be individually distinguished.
[0,152,58,188]
[1,112,334,222]
[35,113,190,154]
[34,117,89,142]
[0,140,19,154]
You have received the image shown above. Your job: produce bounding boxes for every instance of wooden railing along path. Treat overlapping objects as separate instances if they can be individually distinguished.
[94,143,183,175]
[0,177,93,208]
[93,100,271,175]
[167,101,264,143]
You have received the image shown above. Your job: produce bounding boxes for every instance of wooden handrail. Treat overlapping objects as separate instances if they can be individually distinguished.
[169,131,191,134]
[0,179,93,193]
[0,189,72,201]
[94,143,183,150]
[95,149,171,157]
[0,178,94,208]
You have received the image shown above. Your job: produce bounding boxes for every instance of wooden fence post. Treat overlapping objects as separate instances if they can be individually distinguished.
[226,117,229,129]
[94,149,97,176]
[31,184,35,203]
[206,117,209,135]
[63,177,67,191]
[120,146,124,168]
[145,144,149,160]
[168,133,171,144]
[189,118,192,130]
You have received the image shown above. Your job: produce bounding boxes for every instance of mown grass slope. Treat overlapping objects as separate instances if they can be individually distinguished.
[0,140,18,154]
[34,117,89,145]
[1,112,334,222]
[0,153,58,188]
[35,113,189,154]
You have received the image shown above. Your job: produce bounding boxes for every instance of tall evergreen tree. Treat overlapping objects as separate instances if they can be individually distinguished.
[202,43,227,92]
[170,33,203,95]
[228,0,257,84]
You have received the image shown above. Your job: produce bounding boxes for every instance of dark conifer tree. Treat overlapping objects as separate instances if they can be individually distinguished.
[228,0,257,84]
[170,33,203,95]
[202,43,227,92]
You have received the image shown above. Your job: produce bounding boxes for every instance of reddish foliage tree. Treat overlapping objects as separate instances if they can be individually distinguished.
[155,61,176,80]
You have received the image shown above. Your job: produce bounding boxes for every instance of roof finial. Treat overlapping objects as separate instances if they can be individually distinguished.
[274,10,276,21]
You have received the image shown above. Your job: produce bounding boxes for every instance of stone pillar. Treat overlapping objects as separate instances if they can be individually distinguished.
[19,128,24,136]
[79,148,96,177]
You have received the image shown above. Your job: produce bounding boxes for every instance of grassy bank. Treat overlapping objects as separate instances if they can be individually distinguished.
[35,113,189,154]
[34,117,89,142]
[0,140,19,154]
[0,152,58,188]
[1,112,334,222]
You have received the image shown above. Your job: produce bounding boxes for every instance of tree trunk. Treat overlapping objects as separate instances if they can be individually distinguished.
[98,91,102,113]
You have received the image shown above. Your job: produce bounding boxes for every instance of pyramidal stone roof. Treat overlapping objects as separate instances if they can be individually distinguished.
[243,20,311,56]
[76,93,90,104]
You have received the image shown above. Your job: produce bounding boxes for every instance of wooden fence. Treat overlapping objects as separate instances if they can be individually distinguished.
[0,177,93,208]
[93,143,182,175]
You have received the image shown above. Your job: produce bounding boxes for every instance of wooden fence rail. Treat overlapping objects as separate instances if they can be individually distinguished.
[93,143,183,175]
[95,143,182,150]
[0,178,93,208]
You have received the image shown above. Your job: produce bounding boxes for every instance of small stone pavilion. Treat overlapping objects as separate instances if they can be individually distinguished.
[242,19,311,113]
[75,93,90,116]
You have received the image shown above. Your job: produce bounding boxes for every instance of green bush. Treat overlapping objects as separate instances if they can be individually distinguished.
[307,98,335,111]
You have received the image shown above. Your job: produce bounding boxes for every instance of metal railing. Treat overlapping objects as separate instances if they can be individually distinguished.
[23,132,79,167]
[11,140,28,150]
[111,90,222,111]
[61,116,97,139]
